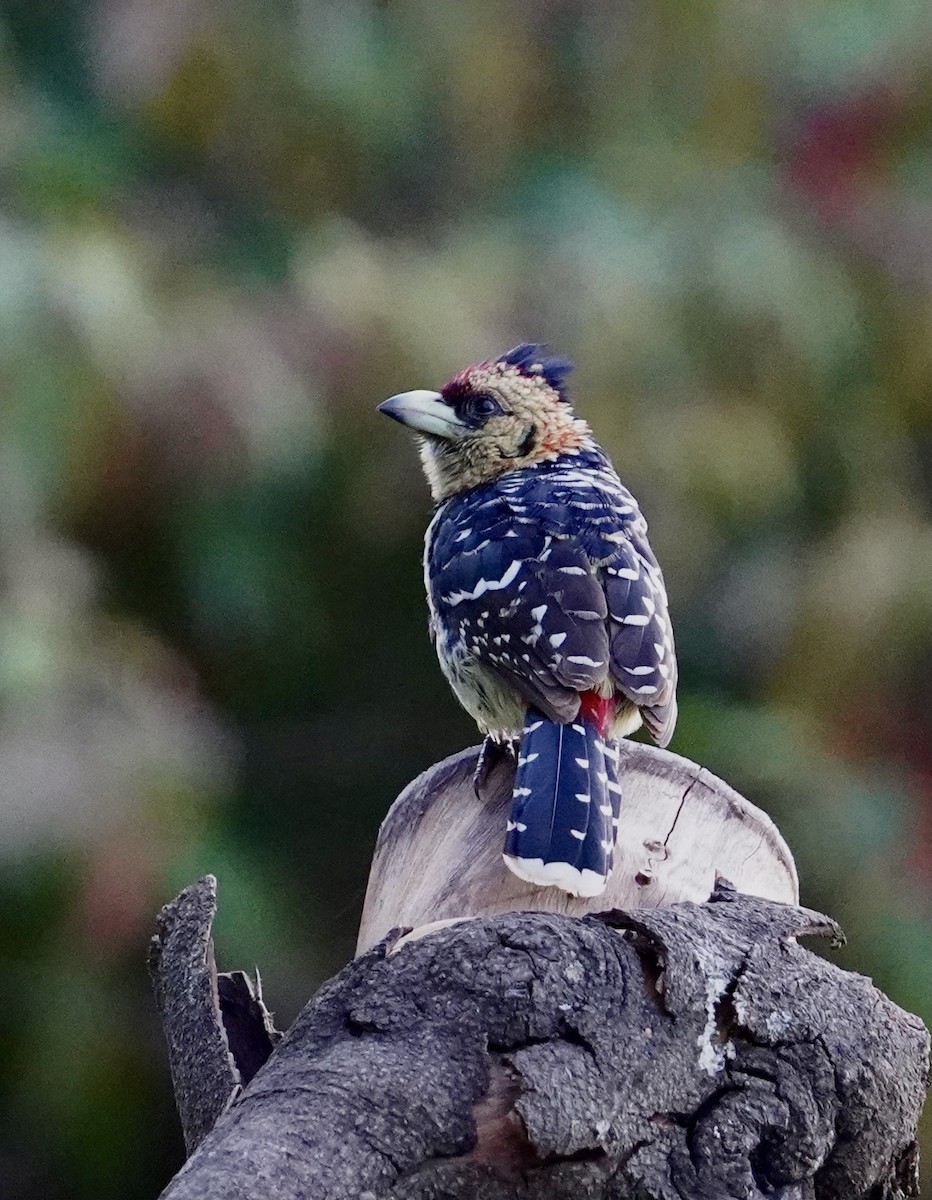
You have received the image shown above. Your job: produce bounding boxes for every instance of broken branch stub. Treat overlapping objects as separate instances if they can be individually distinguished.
[153,882,928,1200]
[149,876,281,1155]
[358,743,799,952]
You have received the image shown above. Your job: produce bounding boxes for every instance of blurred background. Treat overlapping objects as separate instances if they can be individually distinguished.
[0,0,929,1195]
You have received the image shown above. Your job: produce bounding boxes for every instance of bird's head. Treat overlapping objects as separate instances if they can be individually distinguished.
[378,344,591,501]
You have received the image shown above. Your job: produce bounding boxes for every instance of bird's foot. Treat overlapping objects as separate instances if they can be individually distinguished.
[473,736,517,802]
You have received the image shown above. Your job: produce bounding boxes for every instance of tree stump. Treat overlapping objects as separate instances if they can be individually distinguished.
[150,746,929,1199]
[358,743,798,952]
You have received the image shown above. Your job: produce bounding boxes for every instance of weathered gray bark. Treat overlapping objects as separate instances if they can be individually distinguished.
[151,875,928,1200]
[149,875,281,1154]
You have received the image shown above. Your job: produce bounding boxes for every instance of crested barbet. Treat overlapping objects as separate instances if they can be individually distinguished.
[379,344,677,897]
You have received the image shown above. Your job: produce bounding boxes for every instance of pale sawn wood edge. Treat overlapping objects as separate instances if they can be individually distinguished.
[357,742,799,953]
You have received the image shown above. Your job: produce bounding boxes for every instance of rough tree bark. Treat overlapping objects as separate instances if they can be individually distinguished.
[150,747,930,1200]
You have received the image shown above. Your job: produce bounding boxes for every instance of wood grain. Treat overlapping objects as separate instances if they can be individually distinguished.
[357,742,798,953]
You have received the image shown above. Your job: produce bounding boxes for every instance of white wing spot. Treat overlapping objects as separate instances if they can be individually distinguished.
[444,559,523,605]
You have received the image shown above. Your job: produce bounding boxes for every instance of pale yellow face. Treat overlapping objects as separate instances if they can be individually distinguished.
[413,360,592,501]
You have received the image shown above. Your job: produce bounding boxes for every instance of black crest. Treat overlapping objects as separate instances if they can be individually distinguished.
[497,343,574,400]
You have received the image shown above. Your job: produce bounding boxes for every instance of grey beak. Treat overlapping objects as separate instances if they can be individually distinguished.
[378,390,467,440]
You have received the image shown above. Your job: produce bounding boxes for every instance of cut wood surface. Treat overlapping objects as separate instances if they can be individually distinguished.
[358,743,798,953]
[152,877,928,1200]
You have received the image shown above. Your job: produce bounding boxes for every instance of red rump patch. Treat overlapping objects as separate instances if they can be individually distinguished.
[578,691,613,737]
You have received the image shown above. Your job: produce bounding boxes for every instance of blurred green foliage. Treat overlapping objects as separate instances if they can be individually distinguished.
[0,1,929,1195]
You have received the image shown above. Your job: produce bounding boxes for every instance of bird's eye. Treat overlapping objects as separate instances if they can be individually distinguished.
[463,393,503,422]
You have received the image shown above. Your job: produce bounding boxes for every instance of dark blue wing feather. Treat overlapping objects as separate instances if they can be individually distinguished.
[427,446,677,741]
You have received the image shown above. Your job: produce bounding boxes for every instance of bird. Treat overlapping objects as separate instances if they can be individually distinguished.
[378,343,677,897]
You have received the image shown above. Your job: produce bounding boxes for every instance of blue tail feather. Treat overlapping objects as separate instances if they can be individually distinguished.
[503,708,621,897]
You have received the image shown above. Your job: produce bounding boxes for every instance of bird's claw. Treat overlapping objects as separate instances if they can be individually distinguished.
[473,736,517,802]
